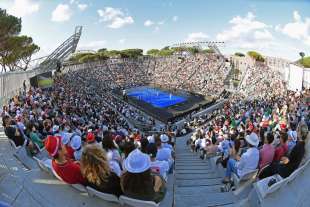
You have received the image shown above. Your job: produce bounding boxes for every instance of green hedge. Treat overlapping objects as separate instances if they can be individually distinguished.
[299,56,310,68]
[247,51,264,62]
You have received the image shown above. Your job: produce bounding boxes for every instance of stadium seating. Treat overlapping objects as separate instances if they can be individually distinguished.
[86,187,119,203]
[119,195,160,207]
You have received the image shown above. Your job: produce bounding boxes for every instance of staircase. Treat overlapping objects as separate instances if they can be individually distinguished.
[174,135,237,207]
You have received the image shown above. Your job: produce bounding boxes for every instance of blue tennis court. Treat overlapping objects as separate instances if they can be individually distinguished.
[127,87,187,108]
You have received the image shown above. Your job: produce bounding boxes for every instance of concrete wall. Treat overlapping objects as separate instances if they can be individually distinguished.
[0,70,37,107]
[303,68,310,89]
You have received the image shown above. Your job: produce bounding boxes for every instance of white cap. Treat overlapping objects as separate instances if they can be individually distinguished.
[124,149,151,173]
[147,135,155,144]
[160,134,169,143]
[52,125,59,133]
[245,132,259,147]
[61,132,72,145]
[70,135,82,150]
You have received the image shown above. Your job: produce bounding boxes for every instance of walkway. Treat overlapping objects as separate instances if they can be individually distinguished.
[174,135,237,207]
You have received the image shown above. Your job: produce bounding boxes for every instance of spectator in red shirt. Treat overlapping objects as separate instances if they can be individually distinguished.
[259,132,275,169]
[45,135,86,185]
[273,132,288,162]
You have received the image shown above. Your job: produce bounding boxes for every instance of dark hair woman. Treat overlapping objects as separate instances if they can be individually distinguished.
[102,133,121,163]
[121,149,166,203]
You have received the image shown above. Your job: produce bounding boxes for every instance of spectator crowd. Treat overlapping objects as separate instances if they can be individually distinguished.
[188,89,310,189]
[1,52,308,202]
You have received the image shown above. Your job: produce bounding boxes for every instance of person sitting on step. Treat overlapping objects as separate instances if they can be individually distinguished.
[222,132,259,183]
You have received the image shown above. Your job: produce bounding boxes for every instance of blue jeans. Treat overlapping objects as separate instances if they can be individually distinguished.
[225,158,237,178]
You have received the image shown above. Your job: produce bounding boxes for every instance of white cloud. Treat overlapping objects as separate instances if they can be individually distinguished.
[185,32,209,42]
[119,39,126,44]
[172,16,178,22]
[69,0,75,4]
[78,4,88,11]
[8,0,39,17]
[154,26,160,32]
[157,21,165,25]
[216,12,273,49]
[254,30,273,40]
[97,7,134,29]
[144,20,154,27]
[78,40,107,50]
[51,4,72,22]
[277,11,310,46]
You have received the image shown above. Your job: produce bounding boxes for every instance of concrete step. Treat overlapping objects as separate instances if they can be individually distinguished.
[175,192,236,207]
[175,165,210,170]
[176,173,221,180]
[175,169,214,174]
[175,185,222,195]
[176,177,222,187]
[175,163,209,167]
[175,159,206,163]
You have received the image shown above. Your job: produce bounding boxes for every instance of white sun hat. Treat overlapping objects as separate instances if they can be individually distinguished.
[124,149,151,173]
[61,132,72,145]
[160,134,169,143]
[70,135,82,150]
[147,135,155,143]
[245,132,259,147]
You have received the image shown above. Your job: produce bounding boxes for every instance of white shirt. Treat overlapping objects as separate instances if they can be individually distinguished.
[236,147,259,177]
[162,143,173,150]
[150,160,169,180]
[109,160,121,177]
[156,147,174,167]
[106,149,121,162]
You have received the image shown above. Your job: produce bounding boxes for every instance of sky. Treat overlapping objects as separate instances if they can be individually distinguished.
[0,0,310,60]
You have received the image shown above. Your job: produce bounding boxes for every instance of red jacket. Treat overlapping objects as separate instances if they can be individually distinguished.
[273,143,288,161]
[65,145,75,160]
[52,160,86,185]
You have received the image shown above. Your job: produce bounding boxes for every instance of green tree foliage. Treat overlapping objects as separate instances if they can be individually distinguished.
[69,52,93,62]
[147,49,160,56]
[105,50,122,58]
[187,47,200,54]
[0,9,39,72]
[120,48,143,58]
[247,51,265,62]
[299,56,310,68]
[147,46,202,57]
[97,48,107,53]
[203,48,215,54]
[70,48,144,63]
[78,54,98,63]
[147,48,174,57]
[234,52,245,57]
[158,48,174,56]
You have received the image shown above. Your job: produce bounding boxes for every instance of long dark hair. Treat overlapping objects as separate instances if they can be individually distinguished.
[121,169,153,195]
[102,132,117,150]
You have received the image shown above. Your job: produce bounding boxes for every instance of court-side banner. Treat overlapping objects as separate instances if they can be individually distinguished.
[30,71,53,89]
[288,64,303,91]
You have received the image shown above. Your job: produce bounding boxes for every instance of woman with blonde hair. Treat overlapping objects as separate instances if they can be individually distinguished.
[80,145,123,196]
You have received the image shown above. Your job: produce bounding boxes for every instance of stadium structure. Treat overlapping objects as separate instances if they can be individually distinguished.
[0,25,310,207]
